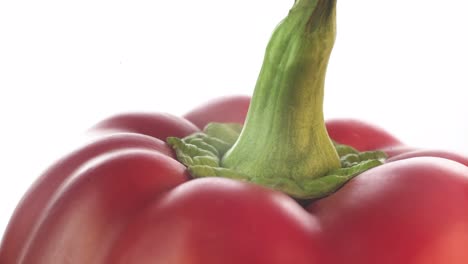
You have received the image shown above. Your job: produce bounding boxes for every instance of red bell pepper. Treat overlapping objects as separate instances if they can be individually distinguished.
[1,1,468,263]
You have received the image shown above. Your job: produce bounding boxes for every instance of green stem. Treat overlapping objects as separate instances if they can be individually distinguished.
[168,0,386,199]
[222,0,340,181]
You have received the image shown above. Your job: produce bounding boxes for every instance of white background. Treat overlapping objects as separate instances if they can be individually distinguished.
[0,0,467,238]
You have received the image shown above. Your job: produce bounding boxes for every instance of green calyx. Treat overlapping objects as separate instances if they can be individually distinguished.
[168,123,386,200]
[168,0,385,199]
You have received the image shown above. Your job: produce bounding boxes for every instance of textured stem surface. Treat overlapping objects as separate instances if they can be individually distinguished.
[222,0,340,181]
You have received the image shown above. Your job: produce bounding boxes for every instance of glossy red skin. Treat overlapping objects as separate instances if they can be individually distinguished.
[387,149,468,166]
[0,114,198,264]
[183,95,251,129]
[325,118,403,151]
[91,112,200,139]
[380,145,419,158]
[1,95,468,263]
[107,178,325,264]
[20,150,189,263]
[309,158,468,263]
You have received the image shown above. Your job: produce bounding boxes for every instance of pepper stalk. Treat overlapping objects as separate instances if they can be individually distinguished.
[222,0,340,181]
[168,0,386,199]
